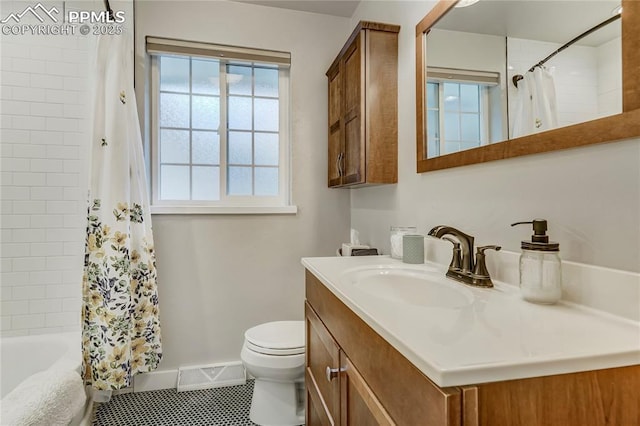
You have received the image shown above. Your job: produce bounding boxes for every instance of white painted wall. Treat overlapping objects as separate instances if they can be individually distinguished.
[134,1,352,371]
[349,1,640,273]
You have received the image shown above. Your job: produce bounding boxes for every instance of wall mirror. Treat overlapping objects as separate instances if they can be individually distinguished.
[416,0,640,172]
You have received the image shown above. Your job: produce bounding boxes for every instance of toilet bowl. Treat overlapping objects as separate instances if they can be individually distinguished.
[240,321,305,426]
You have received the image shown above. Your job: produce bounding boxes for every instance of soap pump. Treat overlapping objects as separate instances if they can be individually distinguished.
[511,219,562,304]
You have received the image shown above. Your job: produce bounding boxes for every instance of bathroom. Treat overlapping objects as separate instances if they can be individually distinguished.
[1,0,638,425]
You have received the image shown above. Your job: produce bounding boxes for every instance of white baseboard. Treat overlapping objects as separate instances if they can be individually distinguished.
[133,369,178,392]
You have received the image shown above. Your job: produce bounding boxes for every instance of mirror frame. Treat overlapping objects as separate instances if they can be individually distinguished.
[416,0,640,173]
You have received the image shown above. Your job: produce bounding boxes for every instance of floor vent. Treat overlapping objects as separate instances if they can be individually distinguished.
[177,361,246,392]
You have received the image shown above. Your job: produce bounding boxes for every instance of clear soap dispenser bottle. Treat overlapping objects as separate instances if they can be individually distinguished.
[511,219,562,304]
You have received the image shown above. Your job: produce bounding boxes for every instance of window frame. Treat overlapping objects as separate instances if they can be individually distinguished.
[439,81,489,154]
[426,67,499,158]
[147,44,295,215]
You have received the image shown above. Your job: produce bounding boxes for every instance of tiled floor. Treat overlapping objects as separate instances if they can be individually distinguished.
[93,380,257,426]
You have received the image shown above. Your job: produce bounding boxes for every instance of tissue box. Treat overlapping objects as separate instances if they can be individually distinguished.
[342,243,370,257]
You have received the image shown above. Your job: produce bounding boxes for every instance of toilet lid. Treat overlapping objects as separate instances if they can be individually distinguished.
[245,321,305,355]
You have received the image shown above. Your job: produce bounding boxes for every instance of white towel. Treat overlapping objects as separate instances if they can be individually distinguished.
[0,369,86,426]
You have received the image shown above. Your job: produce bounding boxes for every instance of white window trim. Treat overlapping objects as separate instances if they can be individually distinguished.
[148,49,296,215]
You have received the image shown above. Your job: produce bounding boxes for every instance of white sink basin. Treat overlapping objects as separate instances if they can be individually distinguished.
[340,265,474,309]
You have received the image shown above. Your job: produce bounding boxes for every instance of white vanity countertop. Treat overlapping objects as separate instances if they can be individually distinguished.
[301,255,640,387]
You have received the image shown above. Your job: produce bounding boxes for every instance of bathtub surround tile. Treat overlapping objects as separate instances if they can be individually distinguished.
[93,381,259,426]
[0,316,12,331]
[11,313,45,329]
[45,311,79,327]
[0,187,30,201]
[30,270,63,285]
[12,201,46,215]
[13,286,46,300]
[0,272,29,286]
[29,298,63,313]
[11,257,47,272]
[28,326,64,335]
[12,229,46,243]
[30,186,64,200]
[45,284,80,299]
[1,300,30,315]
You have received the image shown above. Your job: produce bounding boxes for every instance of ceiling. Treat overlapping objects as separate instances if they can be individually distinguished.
[435,0,621,47]
[230,0,361,17]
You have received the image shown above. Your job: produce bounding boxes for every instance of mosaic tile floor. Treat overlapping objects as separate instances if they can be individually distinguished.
[93,380,257,426]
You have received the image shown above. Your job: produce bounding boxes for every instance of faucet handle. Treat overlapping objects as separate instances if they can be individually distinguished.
[476,245,501,255]
[442,237,462,270]
[472,245,502,286]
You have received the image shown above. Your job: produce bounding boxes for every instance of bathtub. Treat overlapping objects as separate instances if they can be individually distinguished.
[0,332,92,426]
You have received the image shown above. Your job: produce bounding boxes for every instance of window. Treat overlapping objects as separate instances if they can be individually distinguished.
[426,67,501,158]
[147,37,294,214]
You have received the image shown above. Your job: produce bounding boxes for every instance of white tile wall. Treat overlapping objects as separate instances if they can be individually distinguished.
[508,37,622,134]
[507,37,616,132]
[0,5,90,336]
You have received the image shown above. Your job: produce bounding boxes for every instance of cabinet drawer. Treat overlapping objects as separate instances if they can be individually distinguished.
[306,302,341,424]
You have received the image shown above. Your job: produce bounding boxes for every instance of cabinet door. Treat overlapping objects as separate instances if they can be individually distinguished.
[306,302,341,425]
[341,31,365,185]
[327,66,342,187]
[340,354,395,426]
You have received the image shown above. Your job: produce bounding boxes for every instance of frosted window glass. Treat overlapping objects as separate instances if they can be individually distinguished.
[427,137,440,158]
[254,133,278,166]
[254,68,278,98]
[444,141,461,155]
[427,82,438,108]
[192,59,219,95]
[193,166,220,200]
[160,165,189,200]
[461,114,480,142]
[460,84,479,112]
[255,167,278,196]
[227,65,252,96]
[160,93,189,128]
[254,98,278,131]
[192,96,219,130]
[228,166,252,195]
[445,114,460,141]
[444,83,459,111]
[228,96,252,130]
[160,129,189,164]
[160,57,189,93]
[192,131,219,165]
[228,131,252,165]
[427,110,439,142]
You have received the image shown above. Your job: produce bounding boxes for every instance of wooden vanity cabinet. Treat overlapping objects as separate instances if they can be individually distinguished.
[326,21,399,188]
[305,269,640,426]
[305,270,461,425]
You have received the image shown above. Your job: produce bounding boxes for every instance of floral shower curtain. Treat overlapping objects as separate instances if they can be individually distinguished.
[82,34,162,391]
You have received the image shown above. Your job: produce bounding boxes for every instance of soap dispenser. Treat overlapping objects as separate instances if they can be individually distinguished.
[511,219,562,304]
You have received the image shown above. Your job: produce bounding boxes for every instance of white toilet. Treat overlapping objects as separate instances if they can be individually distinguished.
[240,321,305,426]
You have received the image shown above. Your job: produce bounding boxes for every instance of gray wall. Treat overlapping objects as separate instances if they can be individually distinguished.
[348,1,640,273]
[134,1,352,370]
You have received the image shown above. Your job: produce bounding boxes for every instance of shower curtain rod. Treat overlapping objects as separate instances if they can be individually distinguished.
[103,0,114,20]
[512,13,621,87]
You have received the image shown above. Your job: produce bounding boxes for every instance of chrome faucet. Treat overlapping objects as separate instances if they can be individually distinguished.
[427,225,501,288]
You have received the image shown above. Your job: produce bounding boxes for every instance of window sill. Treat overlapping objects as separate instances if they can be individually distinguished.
[150,205,298,215]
